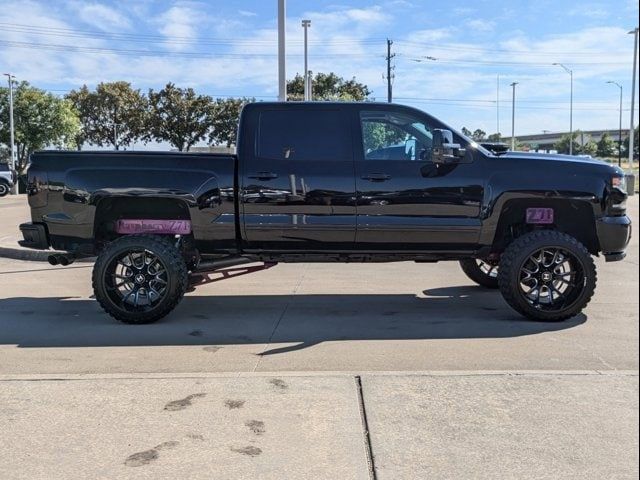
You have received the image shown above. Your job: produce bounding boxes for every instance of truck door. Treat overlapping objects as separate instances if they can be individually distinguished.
[240,105,356,250]
[355,108,483,250]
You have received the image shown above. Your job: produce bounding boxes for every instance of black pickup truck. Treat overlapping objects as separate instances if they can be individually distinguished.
[19,102,631,324]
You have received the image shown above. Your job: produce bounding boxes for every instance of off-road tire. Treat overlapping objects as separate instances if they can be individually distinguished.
[459,258,499,289]
[498,230,596,322]
[92,235,188,324]
[0,181,10,197]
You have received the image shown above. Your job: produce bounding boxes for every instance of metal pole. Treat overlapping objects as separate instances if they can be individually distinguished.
[608,81,624,166]
[569,69,573,155]
[619,85,623,167]
[496,74,500,137]
[386,39,394,103]
[628,27,638,175]
[302,20,311,101]
[3,73,16,194]
[511,83,515,150]
[278,0,286,102]
[553,63,573,155]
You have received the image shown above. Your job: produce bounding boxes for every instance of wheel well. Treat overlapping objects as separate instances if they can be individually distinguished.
[492,199,600,255]
[94,197,192,244]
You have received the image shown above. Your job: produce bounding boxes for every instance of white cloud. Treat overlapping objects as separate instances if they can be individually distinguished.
[465,19,496,33]
[238,10,257,17]
[75,2,133,31]
[155,4,200,52]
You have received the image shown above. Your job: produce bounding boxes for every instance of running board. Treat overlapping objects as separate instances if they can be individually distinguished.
[188,261,277,291]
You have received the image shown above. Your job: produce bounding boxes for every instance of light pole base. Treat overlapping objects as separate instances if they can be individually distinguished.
[625,173,636,196]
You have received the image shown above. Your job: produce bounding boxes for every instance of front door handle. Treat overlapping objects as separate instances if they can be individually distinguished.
[361,173,392,182]
[248,172,279,181]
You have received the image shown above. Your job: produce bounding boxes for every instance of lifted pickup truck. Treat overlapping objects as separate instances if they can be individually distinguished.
[20,102,631,324]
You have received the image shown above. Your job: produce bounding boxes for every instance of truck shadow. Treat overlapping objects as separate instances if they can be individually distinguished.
[0,286,586,351]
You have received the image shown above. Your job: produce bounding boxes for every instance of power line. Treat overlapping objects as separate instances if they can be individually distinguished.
[401,54,627,67]
[0,40,379,58]
[0,22,385,47]
[395,39,627,57]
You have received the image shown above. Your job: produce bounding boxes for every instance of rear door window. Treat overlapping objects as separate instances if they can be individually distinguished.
[257,109,351,161]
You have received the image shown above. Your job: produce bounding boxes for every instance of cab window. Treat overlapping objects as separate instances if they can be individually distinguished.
[360,111,434,161]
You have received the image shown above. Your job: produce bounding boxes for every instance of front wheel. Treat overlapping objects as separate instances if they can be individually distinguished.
[0,181,10,197]
[459,258,499,289]
[498,230,597,322]
[92,235,188,324]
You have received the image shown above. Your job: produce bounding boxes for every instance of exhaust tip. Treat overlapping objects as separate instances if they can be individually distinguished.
[47,255,59,266]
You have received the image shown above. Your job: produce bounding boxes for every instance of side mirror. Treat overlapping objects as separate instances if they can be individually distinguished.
[432,129,465,164]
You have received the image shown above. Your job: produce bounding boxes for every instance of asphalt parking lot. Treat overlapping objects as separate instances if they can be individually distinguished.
[0,195,638,479]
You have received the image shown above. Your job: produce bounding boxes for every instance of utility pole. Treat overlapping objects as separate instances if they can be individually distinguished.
[496,74,500,137]
[628,27,638,181]
[278,0,286,102]
[510,82,518,151]
[386,39,395,103]
[3,73,17,194]
[606,81,623,166]
[302,19,311,101]
[553,63,574,155]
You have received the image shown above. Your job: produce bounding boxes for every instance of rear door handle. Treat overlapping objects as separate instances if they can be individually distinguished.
[248,172,279,181]
[361,173,392,182]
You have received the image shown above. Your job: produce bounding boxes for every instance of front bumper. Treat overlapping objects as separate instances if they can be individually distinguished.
[596,215,632,262]
[18,222,49,250]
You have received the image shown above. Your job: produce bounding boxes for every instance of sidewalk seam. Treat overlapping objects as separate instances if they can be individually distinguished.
[355,375,377,480]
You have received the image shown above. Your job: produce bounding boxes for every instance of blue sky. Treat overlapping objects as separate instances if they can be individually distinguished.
[1,0,638,138]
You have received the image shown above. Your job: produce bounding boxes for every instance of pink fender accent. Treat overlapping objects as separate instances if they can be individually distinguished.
[115,219,192,235]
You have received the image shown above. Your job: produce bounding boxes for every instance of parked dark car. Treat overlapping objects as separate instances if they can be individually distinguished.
[19,102,631,324]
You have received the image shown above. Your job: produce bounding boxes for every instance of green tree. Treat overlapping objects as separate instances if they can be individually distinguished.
[472,129,486,141]
[68,81,147,150]
[65,85,93,150]
[0,81,80,172]
[554,131,580,155]
[209,97,254,147]
[461,127,472,138]
[487,133,501,142]
[362,122,406,151]
[621,126,639,157]
[147,83,214,152]
[287,72,371,101]
[596,132,616,158]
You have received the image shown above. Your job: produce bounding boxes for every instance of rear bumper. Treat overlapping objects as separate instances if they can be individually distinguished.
[596,215,632,262]
[18,222,49,250]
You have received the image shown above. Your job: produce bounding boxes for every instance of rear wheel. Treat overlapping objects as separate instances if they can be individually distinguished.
[92,235,188,324]
[498,230,596,322]
[0,181,9,197]
[459,258,499,289]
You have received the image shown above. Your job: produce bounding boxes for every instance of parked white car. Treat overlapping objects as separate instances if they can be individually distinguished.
[0,163,15,197]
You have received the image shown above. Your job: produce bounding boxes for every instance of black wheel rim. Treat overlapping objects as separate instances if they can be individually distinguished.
[0,184,7,195]
[518,247,586,312]
[104,249,168,312]
[477,259,498,278]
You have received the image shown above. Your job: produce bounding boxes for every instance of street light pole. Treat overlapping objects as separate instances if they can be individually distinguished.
[3,73,16,194]
[553,63,574,155]
[606,81,623,166]
[277,0,286,102]
[510,82,518,151]
[302,19,311,101]
[628,27,638,176]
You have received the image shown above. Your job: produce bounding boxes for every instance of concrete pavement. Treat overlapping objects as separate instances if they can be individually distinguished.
[1,195,638,478]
